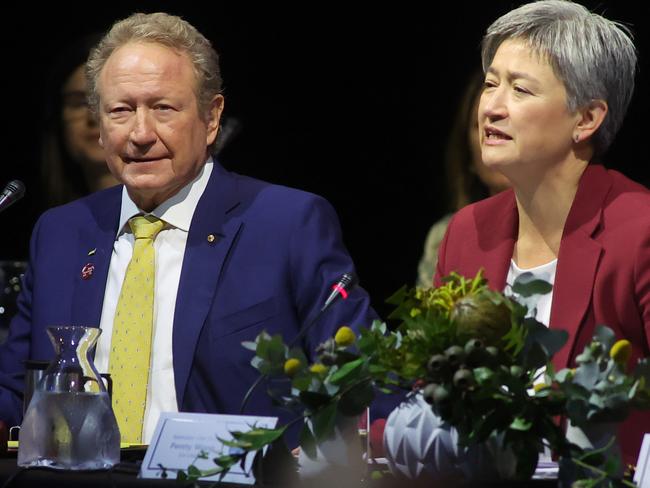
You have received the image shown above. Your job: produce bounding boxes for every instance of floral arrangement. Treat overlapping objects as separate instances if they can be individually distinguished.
[178,271,650,486]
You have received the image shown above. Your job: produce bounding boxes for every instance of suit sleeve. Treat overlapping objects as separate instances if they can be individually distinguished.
[0,216,44,426]
[286,194,403,420]
[635,224,650,351]
[287,194,378,358]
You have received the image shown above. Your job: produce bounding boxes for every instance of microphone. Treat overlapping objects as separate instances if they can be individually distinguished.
[239,272,359,413]
[321,272,358,312]
[289,272,358,349]
[0,180,26,214]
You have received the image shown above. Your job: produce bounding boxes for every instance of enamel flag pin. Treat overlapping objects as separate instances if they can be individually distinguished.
[81,263,95,280]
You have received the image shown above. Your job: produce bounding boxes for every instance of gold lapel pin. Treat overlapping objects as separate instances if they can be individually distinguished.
[88,248,97,256]
[207,234,216,243]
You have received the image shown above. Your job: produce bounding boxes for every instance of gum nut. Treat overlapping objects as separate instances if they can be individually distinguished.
[427,354,448,372]
[433,385,451,404]
[423,383,438,404]
[453,369,475,388]
[510,365,524,377]
[465,338,484,354]
[444,345,465,365]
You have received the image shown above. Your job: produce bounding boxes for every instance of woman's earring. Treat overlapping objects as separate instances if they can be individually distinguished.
[573,133,580,143]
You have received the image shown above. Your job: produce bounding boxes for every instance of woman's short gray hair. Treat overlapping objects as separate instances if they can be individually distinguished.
[86,12,222,119]
[481,0,636,157]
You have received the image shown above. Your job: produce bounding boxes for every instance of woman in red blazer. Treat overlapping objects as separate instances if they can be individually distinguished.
[434,0,649,466]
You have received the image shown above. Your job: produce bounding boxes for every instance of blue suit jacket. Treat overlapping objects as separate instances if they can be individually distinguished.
[0,163,378,430]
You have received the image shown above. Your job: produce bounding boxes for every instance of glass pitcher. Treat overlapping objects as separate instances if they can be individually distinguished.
[17,326,120,469]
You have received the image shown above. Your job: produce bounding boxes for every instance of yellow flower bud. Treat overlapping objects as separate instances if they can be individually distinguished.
[284,358,302,376]
[310,363,328,374]
[334,326,356,347]
[609,339,632,366]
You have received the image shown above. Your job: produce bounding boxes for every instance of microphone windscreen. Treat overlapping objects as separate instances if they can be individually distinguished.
[0,180,26,213]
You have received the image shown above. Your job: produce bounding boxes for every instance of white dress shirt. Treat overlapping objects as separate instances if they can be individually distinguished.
[95,160,213,443]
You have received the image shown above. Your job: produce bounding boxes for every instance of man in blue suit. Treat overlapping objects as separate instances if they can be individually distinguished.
[0,12,376,443]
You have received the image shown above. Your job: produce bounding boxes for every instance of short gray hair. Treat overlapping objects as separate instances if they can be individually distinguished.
[481,0,636,157]
[86,12,222,118]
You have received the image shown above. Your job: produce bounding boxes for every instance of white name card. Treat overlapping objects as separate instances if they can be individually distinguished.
[634,434,650,487]
[140,411,278,485]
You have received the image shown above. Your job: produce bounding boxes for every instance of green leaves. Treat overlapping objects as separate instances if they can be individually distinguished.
[329,358,365,384]
[299,422,317,459]
[299,391,332,410]
[554,331,650,432]
[249,331,289,375]
[311,402,338,442]
[202,271,650,486]
[520,318,568,370]
[338,380,374,416]
[509,417,532,431]
[230,426,287,450]
[175,425,290,483]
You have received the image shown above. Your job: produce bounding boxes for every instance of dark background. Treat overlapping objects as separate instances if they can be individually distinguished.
[0,2,648,318]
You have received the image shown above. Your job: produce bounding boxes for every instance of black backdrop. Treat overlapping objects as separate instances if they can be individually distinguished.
[1,2,648,318]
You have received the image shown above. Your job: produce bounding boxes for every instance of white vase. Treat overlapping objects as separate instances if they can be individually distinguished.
[383,392,516,481]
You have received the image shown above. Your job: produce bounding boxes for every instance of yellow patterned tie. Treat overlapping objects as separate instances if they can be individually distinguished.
[109,215,165,443]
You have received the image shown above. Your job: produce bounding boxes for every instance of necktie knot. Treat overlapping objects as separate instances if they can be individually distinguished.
[129,215,165,240]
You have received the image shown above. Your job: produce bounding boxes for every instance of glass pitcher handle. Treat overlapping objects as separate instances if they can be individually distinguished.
[100,373,113,399]
[82,374,113,398]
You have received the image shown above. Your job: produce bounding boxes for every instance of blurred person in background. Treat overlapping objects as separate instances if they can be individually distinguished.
[417,70,509,287]
[40,33,117,208]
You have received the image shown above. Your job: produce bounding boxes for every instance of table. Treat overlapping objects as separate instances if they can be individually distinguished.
[0,453,245,488]
[0,451,559,488]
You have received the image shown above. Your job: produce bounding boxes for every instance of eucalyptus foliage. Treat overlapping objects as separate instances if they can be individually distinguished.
[178,271,649,486]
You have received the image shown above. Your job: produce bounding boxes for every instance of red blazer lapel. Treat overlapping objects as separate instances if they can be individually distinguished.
[550,166,611,369]
[472,190,518,291]
[436,190,518,290]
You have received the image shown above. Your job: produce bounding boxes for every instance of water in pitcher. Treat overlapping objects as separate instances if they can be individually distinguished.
[17,326,120,470]
[17,390,120,469]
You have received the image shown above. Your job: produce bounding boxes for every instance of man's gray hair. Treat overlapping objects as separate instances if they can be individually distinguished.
[86,12,222,118]
[481,0,636,157]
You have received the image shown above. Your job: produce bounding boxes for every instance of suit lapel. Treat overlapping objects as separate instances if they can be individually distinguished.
[71,188,122,327]
[173,163,242,406]
[551,165,610,369]
[473,190,518,291]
